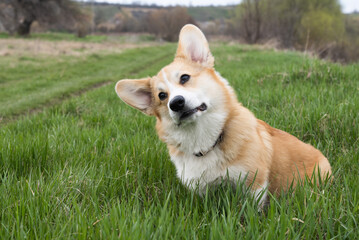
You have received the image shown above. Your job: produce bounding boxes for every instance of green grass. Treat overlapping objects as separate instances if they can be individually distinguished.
[0,43,358,239]
[31,32,109,43]
[0,32,156,43]
[0,32,108,43]
[0,45,172,121]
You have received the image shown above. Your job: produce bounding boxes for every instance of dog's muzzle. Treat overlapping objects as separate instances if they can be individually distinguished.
[179,103,207,120]
[169,95,207,122]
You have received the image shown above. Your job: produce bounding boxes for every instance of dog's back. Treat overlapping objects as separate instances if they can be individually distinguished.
[257,120,332,193]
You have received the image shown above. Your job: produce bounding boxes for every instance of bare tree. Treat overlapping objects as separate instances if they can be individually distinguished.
[238,0,263,43]
[0,0,90,36]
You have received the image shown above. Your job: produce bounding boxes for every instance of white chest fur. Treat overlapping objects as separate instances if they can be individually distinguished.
[170,148,248,192]
[170,150,268,206]
[171,148,223,190]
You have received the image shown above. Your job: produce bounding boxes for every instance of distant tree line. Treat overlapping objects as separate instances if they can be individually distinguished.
[0,1,195,42]
[0,0,358,62]
[95,6,195,42]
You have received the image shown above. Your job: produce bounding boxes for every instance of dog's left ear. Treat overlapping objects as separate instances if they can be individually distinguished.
[175,24,214,68]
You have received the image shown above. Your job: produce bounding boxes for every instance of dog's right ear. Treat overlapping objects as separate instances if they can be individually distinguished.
[115,78,154,115]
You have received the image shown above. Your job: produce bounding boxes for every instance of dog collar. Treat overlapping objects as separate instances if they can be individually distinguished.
[194,132,224,157]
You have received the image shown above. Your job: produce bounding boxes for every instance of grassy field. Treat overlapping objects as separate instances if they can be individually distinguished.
[0,37,358,239]
[0,46,170,122]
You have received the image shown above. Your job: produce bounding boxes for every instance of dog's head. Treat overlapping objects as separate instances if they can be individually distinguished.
[115,24,231,128]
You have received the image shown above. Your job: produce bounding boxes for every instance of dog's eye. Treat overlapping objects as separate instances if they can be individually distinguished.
[180,74,190,85]
[158,92,168,101]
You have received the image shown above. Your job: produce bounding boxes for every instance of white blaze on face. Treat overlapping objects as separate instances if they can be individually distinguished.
[161,69,174,92]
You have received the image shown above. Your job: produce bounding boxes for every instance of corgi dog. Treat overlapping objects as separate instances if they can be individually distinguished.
[115,24,332,205]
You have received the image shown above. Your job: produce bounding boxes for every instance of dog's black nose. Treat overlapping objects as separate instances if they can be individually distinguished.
[169,95,185,112]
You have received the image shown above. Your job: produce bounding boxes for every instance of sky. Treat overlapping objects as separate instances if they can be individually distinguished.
[82,0,359,13]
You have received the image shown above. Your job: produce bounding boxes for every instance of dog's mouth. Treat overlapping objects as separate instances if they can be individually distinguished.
[179,103,207,120]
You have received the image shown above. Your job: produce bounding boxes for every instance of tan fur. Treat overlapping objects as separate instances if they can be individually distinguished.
[115,24,332,196]
[202,83,331,194]
[204,70,332,193]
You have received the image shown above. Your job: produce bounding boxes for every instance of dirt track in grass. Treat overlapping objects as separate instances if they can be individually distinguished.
[0,38,159,57]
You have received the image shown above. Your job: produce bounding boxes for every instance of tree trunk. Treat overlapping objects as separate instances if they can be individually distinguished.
[17,19,33,36]
[254,0,261,43]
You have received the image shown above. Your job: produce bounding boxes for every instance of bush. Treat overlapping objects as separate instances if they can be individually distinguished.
[323,39,359,63]
[146,7,196,42]
[299,10,344,51]
[324,16,359,63]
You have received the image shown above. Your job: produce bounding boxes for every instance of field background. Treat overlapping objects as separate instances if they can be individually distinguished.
[0,34,358,239]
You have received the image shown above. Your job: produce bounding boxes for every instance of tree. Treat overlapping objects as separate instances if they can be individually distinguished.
[237,0,263,43]
[264,0,305,47]
[0,0,90,36]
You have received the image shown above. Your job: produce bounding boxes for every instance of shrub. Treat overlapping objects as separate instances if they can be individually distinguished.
[299,10,344,51]
[146,7,196,42]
